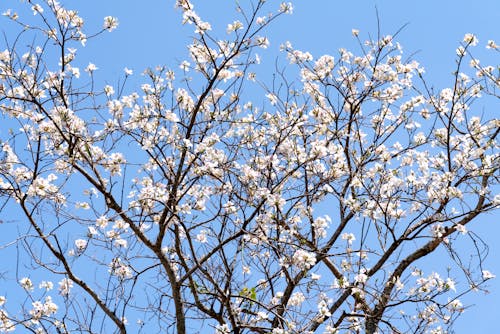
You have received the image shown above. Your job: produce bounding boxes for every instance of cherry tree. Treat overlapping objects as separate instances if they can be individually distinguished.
[0,1,499,333]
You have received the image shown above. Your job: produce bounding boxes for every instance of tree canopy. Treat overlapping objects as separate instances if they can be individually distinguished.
[0,1,499,333]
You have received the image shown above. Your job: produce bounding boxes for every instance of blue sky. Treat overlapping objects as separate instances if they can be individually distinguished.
[1,0,499,332]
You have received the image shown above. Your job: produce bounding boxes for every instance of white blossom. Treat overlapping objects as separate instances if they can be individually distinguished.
[19,277,34,291]
[292,249,317,270]
[58,278,73,296]
[103,16,119,31]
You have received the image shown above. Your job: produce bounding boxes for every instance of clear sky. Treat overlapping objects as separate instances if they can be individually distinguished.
[1,0,499,332]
